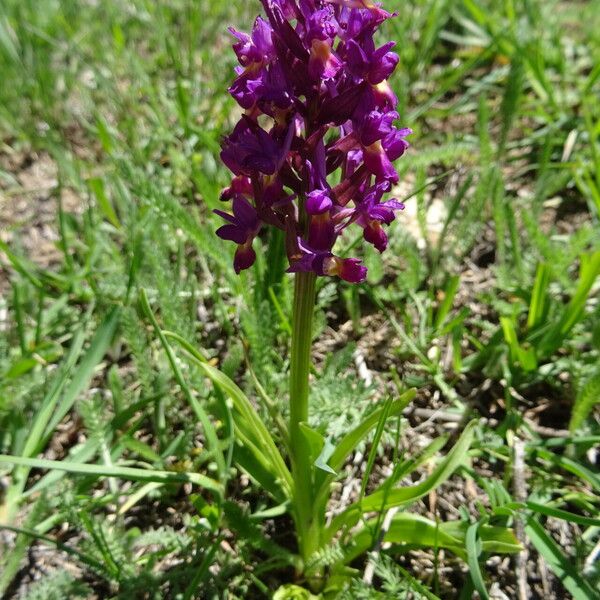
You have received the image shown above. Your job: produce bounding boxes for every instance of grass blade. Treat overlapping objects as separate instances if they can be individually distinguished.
[140,290,227,482]
[466,522,490,600]
[526,517,597,600]
[0,454,222,494]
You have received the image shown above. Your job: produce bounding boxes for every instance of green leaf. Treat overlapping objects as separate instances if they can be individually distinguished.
[25,438,100,497]
[3,357,38,379]
[359,396,394,501]
[299,423,326,467]
[527,263,550,330]
[162,323,293,499]
[342,513,520,565]
[222,501,296,563]
[434,276,460,331]
[326,421,476,540]
[312,390,415,515]
[273,584,321,600]
[45,308,121,438]
[439,521,521,555]
[533,449,600,493]
[195,360,293,495]
[0,498,43,595]
[501,317,537,372]
[120,436,162,463]
[0,15,20,63]
[0,239,43,288]
[329,390,416,474]
[526,517,597,600]
[314,437,336,476]
[498,57,524,157]
[399,436,451,482]
[1,309,120,524]
[362,420,475,512]
[233,441,287,502]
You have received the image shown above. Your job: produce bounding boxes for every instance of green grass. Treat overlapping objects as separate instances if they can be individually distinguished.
[1,0,599,598]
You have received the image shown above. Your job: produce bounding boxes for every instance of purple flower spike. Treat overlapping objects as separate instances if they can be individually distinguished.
[217,0,412,283]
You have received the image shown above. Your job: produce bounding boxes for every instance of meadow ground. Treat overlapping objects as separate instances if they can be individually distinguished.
[1,1,599,598]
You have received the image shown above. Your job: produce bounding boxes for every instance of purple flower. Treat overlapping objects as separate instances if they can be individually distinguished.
[217,0,411,283]
[346,40,398,85]
[229,17,274,66]
[229,69,263,109]
[221,117,293,176]
[252,64,294,112]
[326,256,368,283]
[288,238,367,283]
[309,38,343,80]
[214,197,262,273]
[363,125,412,182]
[352,183,404,251]
[358,110,399,146]
[384,127,412,160]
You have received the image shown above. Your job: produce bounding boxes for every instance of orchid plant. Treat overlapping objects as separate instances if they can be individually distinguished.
[184,0,520,594]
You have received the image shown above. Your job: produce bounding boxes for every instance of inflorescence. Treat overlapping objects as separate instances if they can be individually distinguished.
[216,0,411,283]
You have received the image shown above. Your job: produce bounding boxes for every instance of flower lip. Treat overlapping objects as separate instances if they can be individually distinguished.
[326,0,382,10]
[234,240,258,273]
[363,220,388,252]
[363,141,399,183]
[383,127,412,160]
[287,238,366,283]
[371,79,398,109]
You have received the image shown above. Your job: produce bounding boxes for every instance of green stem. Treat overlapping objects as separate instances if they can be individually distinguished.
[289,271,318,563]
